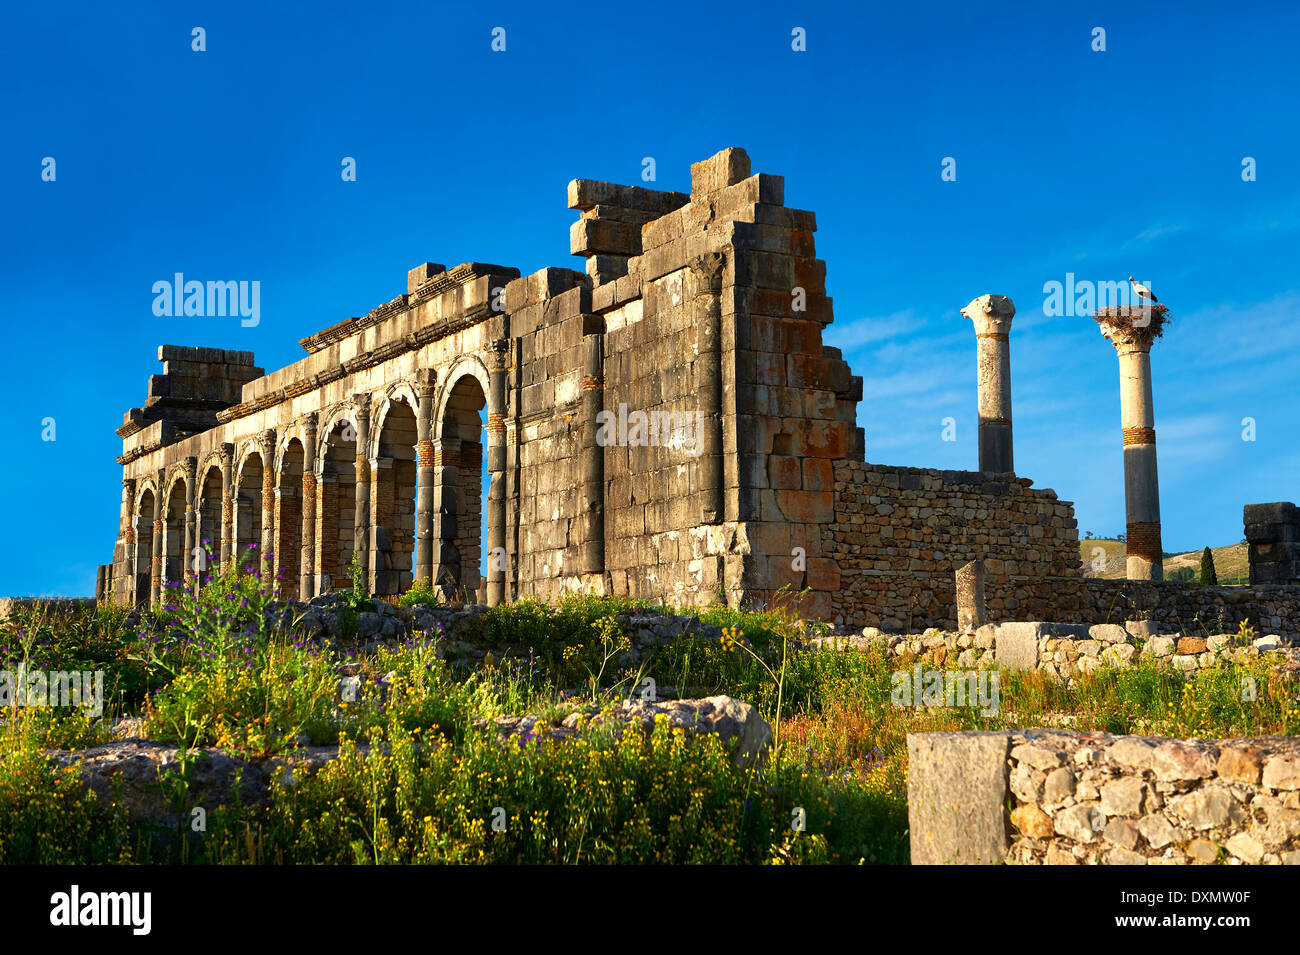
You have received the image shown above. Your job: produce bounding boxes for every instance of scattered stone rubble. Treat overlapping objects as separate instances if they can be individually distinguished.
[53,693,769,835]
[472,695,771,767]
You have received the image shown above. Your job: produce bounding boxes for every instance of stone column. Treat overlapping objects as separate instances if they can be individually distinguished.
[219,443,234,570]
[117,478,135,602]
[300,415,318,600]
[954,560,987,632]
[487,341,510,606]
[1097,304,1169,581]
[258,429,277,582]
[578,329,604,585]
[690,252,725,523]
[960,294,1015,474]
[150,517,163,608]
[353,402,371,583]
[414,371,437,588]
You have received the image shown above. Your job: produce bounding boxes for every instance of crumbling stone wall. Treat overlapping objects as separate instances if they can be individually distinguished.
[825,463,1080,630]
[1069,578,1300,643]
[1245,502,1300,585]
[909,730,1300,865]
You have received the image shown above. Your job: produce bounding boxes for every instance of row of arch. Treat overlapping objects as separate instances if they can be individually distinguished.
[123,364,495,607]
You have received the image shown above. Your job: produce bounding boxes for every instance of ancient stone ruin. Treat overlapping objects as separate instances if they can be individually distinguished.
[98,147,1300,636]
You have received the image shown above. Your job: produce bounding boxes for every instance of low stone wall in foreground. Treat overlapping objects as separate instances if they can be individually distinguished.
[909,730,1300,865]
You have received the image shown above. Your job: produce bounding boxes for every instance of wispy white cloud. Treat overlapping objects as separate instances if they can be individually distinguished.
[824,309,929,351]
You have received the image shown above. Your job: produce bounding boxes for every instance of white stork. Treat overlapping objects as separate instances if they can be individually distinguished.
[1128,276,1158,304]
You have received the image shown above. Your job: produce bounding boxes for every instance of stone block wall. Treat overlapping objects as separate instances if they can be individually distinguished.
[1245,501,1300,585]
[909,729,1300,865]
[824,463,1080,630]
[505,270,593,600]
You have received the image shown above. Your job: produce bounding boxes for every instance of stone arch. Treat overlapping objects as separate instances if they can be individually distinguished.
[162,474,188,595]
[234,449,265,569]
[433,357,491,443]
[275,438,306,599]
[370,393,419,596]
[133,487,156,608]
[314,404,361,477]
[432,361,490,599]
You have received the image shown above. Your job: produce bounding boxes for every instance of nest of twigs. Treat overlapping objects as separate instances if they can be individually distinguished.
[1093,303,1171,340]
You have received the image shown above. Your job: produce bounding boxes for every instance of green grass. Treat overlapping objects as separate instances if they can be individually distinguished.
[0,585,1294,864]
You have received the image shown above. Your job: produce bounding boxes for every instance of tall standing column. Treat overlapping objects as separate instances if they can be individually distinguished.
[219,443,234,570]
[488,340,510,605]
[300,415,318,600]
[577,329,604,583]
[1096,304,1169,581]
[258,429,277,583]
[961,294,1016,474]
[414,371,437,588]
[690,252,725,523]
[353,402,371,583]
[117,478,135,603]
[151,517,164,606]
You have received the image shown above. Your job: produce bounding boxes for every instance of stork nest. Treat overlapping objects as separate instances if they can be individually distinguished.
[1093,303,1171,340]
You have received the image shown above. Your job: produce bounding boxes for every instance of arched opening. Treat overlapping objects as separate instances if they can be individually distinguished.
[434,374,486,600]
[372,399,418,597]
[196,465,222,582]
[316,420,358,591]
[276,440,305,600]
[134,489,155,608]
[163,478,188,593]
[234,452,264,570]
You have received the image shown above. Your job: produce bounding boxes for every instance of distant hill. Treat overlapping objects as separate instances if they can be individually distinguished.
[1078,539,1249,584]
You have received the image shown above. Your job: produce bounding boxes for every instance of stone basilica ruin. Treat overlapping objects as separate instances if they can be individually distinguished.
[100,148,1300,637]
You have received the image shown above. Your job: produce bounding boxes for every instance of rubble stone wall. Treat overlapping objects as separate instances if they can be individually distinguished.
[1075,578,1300,643]
[824,463,1080,630]
[909,729,1300,865]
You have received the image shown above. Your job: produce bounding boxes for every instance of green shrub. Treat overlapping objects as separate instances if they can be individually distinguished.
[398,578,440,608]
[0,735,134,863]
[1200,546,1219,586]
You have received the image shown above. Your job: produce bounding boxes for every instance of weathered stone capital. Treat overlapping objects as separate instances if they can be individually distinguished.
[219,442,234,465]
[122,477,136,491]
[257,429,276,453]
[413,368,438,397]
[961,294,1015,336]
[301,411,318,436]
[689,252,726,293]
[183,455,197,478]
[488,339,510,371]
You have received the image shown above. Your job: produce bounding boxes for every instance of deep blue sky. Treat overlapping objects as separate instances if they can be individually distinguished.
[4,2,1297,596]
